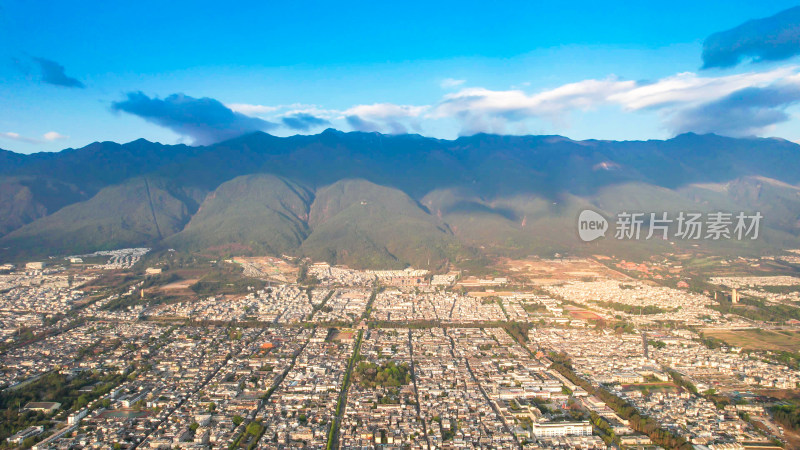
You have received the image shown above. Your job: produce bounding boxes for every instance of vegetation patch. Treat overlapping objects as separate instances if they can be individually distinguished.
[353,361,411,388]
[703,329,800,353]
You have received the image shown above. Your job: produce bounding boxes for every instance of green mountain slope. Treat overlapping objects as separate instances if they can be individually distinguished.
[679,176,800,251]
[2,132,800,265]
[300,179,473,269]
[422,179,800,260]
[166,174,312,255]
[0,177,197,258]
[0,177,86,237]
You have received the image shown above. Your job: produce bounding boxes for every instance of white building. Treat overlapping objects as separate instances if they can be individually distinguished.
[68,408,88,425]
[531,421,592,438]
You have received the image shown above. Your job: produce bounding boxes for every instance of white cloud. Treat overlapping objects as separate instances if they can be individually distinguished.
[440,78,466,88]
[227,101,429,134]
[431,77,635,121]
[425,66,800,135]
[226,103,281,115]
[228,66,800,137]
[1,131,70,145]
[341,103,429,134]
[610,66,797,110]
[279,105,338,120]
[228,103,340,123]
[1,132,41,144]
[342,103,427,120]
[43,131,68,141]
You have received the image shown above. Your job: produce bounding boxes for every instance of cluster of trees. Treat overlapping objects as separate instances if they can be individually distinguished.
[0,409,48,444]
[589,319,637,334]
[762,285,800,295]
[327,331,364,450]
[772,404,800,432]
[697,333,727,350]
[297,263,322,286]
[297,263,309,283]
[308,289,336,319]
[594,320,636,334]
[667,370,698,395]
[190,279,264,296]
[353,361,411,388]
[504,322,531,343]
[522,302,547,313]
[360,289,382,322]
[189,266,266,296]
[613,321,636,334]
[593,300,671,315]
[713,295,800,323]
[227,419,265,450]
[228,328,243,341]
[550,359,691,449]
[590,412,617,445]
[246,421,263,436]
[773,350,800,370]
[0,369,126,442]
[529,396,554,415]
[480,296,498,305]
[102,292,143,311]
[377,387,404,405]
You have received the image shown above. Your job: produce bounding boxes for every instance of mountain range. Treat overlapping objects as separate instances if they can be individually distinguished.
[1,129,799,268]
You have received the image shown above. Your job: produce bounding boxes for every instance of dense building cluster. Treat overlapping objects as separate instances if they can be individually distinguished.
[0,257,798,448]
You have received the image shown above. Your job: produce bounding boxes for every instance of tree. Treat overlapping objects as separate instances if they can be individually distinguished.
[247,421,263,435]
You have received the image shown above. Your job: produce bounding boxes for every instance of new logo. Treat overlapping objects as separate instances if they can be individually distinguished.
[578,210,608,242]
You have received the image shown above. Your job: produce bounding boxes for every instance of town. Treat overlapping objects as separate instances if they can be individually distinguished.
[1,250,800,449]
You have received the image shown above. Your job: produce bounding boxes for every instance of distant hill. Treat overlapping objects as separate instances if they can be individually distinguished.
[166,174,312,256]
[300,179,473,269]
[1,130,799,266]
[166,176,473,269]
[1,177,199,258]
[0,176,86,236]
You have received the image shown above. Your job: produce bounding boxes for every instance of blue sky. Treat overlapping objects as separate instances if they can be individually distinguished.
[2,0,800,152]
